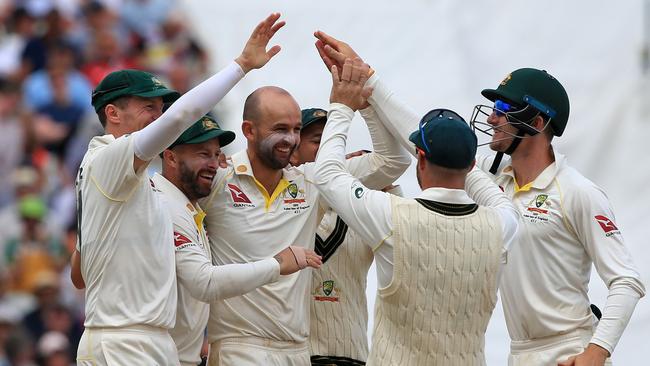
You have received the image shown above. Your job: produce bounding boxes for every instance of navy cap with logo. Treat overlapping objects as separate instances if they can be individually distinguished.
[301,108,328,130]
[91,69,181,112]
[408,109,477,169]
[169,115,236,149]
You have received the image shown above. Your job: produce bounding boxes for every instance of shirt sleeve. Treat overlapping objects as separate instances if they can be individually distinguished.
[173,217,280,303]
[343,105,412,190]
[132,61,245,161]
[88,134,143,201]
[566,183,645,353]
[365,74,420,157]
[314,103,393,251]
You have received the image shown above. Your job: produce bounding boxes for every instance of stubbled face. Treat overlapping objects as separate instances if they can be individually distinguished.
[115,96,164,134]
[486,111,519,152]
[290,121,325,166]
[251,93,302,169]
[173,139,221,201]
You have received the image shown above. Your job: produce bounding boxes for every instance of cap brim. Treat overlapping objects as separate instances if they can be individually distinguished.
[184,130,236,148]
[133,88,181,103]
[408,130,424,150]
[302,116,327,131]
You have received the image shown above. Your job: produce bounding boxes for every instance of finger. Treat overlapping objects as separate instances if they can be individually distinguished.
[323,45,347,65]
[269,20,286,35]
[350,59,362,83]
[358,62,371,85]
[341,59,353,81]
[266,45,281,59]
[330,65,339,85]
[314,30,342,49]
[315,40,334,70]
[361,87,373,100]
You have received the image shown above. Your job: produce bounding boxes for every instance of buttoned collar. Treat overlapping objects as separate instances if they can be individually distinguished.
[152,173,202,217]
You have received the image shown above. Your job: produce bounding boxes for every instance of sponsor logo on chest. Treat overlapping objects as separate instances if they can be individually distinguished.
[227,184,255,208]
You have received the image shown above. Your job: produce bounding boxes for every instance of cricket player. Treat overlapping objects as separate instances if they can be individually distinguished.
[313,57,518,366]
[313,31,646,366]
[200,87,411,364]
[155,115,322,366]
[71,13,286,365]
[291,109,402,365]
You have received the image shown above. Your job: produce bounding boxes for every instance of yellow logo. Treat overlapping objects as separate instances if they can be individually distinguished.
[313,110,327,118]
[500,73,512,86]
[202,118,219,130]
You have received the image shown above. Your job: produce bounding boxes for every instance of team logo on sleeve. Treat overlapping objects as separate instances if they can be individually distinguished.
[595,215,620,236]
[227,184,254,207]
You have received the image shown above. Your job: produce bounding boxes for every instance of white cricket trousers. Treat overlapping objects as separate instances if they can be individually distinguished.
[508,328,612,366]
[208,336,310,366]
[76,325,180,365]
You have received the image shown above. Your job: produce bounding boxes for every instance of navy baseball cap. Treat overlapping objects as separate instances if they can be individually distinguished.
[408,109,477,169]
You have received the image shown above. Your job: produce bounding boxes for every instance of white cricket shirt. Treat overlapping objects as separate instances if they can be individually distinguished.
[76,134,176,328]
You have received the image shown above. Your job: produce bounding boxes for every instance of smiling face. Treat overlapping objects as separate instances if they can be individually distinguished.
[245,88,302,170]
[168,138,221,201]
[486,111,519,153]
[290,121,325,166]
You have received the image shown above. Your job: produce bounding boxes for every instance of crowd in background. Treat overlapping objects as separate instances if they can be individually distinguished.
[0,1,210,364]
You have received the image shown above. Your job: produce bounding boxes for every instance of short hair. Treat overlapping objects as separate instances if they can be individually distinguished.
[96,96,130,128]
[242,86,292,123]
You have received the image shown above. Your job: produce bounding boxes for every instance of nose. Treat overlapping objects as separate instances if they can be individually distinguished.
[487,111,501,126]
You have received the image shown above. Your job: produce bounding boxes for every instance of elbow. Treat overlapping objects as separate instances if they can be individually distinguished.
[71,274,85,289]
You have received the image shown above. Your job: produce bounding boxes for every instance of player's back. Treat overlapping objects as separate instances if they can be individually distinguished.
[76,134,177,328]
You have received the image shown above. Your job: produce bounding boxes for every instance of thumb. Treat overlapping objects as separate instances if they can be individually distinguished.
[266,45,281,60]
[330,65,339,85]
[557,356,576,366]
[361,87,374,100]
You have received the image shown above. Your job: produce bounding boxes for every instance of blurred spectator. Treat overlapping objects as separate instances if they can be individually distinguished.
[34,70,84,159]
[0,78,29,208]
[120,0,173,42]
[0,7,37,80]
[81,29,137,86]
[36,331,73,366]
[3,326,36,366]
[4,196,66,293]
[22,41,92,111]
[21,9,77,76]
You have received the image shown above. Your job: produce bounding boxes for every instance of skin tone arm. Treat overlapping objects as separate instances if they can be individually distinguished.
[70,249,84,289]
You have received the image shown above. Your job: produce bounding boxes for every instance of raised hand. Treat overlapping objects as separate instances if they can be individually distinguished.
[314,30,372,79]
[330,58,373,111]
[275,246,322,275]
[235,13,286,73]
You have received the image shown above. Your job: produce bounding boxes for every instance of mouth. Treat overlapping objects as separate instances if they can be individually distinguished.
[197,171,215,185]
[274,145,293,156]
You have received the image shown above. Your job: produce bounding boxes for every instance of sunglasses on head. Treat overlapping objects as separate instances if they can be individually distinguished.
[418,108,466,155]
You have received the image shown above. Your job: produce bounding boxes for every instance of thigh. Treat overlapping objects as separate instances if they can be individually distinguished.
[100,331,179,366]
[209,341,310,366]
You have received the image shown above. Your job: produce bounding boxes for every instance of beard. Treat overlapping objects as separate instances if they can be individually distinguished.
[256,133,297,170]
[179,161,212,201]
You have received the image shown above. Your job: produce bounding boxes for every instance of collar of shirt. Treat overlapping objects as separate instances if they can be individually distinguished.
[230,150,304,211]
[89,134,116,149]
[152,173,205,230]
[500,150,567,193]
[417,187,475,204]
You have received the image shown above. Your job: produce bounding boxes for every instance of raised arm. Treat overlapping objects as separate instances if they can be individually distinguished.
[130,13,286,172]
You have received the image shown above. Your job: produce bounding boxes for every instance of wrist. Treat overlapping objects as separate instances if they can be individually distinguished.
[234,56,252,74]
[587,343,610,358]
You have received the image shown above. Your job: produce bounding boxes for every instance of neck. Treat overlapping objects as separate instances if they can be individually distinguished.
[419,164,467,191]
[247,149,283,195]
[161,170,198,205]
[510,139,555,186]
[105,125,127,138]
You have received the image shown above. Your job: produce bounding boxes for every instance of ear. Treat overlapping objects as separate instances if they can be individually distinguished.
[417,149,427,171]
[467,158,476,172]
[162,149,178,168]
[104,104,121,126]
[242,120,255,141]
[533,115,546,131]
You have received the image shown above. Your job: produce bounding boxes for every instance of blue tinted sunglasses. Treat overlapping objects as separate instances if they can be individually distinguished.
[494,99,519,117]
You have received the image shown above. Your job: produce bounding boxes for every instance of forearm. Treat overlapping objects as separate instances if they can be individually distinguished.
[366,74,420,157]
[590,280,643,354]
[133,61,245,160]
[70,249,85,289]
[181,257,280,302]
[349,106,411,189]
